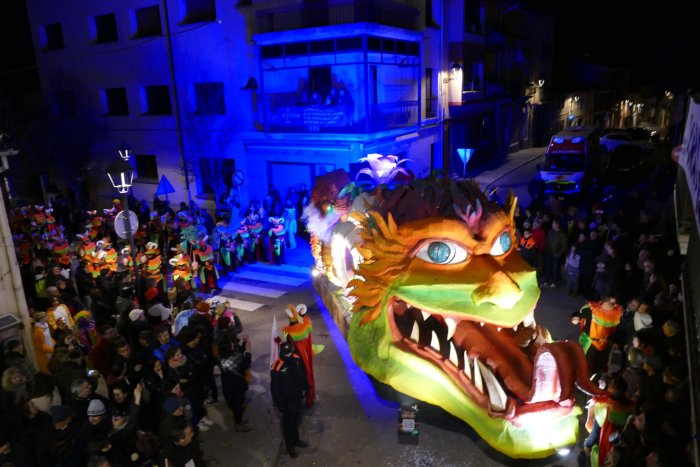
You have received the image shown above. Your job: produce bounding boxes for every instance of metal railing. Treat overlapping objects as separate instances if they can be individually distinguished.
[255,0,419,34]
[263,100,418,134]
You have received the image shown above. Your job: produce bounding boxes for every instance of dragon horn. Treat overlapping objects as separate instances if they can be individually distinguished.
[506,190,518,220]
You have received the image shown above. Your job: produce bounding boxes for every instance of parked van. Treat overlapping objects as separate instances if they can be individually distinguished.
[540,126,600,196]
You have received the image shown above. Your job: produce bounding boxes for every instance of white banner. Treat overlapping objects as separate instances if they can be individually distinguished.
[680,98,700,236]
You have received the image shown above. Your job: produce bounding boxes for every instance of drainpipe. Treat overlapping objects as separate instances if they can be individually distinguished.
[162,0,192,203]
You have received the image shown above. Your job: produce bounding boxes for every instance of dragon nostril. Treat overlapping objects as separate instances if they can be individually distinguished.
[471,271,523,309]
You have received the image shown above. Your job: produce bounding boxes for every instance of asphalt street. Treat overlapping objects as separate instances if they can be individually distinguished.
[198,149,592,467]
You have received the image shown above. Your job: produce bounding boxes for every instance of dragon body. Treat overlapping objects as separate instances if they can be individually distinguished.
[305,167,600,459]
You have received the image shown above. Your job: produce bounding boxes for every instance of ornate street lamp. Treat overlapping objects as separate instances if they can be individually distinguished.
[106,158,134,194]
[105,154,139,280]
[118,143,133,161]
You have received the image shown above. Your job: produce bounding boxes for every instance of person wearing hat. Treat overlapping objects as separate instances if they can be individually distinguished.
[145,287,172,325]
[78,399,111,447]
[160,396,187,441]
[36,405,81,466]
[32,311,55,373]
[270,341,309,458]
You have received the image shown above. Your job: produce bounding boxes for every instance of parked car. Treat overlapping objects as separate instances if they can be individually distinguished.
[599,132,635,152]
[605,145,644,185]
[599,128,655,153]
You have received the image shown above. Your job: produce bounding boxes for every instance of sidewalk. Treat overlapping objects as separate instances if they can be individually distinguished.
[471,146,545,190]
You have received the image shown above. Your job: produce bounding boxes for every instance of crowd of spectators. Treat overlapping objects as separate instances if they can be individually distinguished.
[518,158,692,466]
[0,191,265,466]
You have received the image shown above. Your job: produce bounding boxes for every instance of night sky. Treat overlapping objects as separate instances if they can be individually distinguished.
[528,0,698,92]
[1,0,698,102]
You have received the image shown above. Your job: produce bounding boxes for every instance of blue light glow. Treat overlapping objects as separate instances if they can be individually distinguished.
[313,292,398,422]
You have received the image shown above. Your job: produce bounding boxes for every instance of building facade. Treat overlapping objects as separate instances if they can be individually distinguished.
[24,0,553,215]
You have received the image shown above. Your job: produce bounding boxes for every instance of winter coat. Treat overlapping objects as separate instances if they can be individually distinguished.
[270,354,308,409]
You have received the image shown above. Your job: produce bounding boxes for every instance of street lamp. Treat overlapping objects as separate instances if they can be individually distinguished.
[118,143,133,161]
[105,155,139,282]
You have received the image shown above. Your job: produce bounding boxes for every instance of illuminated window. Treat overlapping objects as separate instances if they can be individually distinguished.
[184,0,216,23]
[105,88,129,115]
[135,154,159,181]
[195,82,225,114]
[144,85,172,115]
[135,5,162,37]
[43,23,65,50]
[94,13,118,43]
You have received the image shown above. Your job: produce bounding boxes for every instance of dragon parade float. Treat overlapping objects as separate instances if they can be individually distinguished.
[304,154,602,459]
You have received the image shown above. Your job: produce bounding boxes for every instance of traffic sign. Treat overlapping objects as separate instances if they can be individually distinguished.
[114,210,138,239]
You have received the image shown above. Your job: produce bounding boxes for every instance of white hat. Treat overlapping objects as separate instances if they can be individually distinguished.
[128,309,144,322]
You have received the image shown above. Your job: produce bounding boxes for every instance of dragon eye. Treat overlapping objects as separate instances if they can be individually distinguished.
[490,231,512,256]
[415,241,469,264]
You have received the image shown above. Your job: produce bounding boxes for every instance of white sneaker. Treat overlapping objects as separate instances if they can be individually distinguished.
[197,420,211,431]
[201,416,215,427]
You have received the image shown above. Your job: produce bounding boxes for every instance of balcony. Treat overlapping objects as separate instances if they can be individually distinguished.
[265,100,418,134]
[255,0,419,34]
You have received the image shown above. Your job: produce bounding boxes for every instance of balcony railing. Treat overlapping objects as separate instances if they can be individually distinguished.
[265,100,418,134]
[255,0,419,34]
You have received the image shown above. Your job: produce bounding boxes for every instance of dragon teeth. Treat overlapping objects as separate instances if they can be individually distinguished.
[473,358,484,393]
[410,321,420,342]
[513,325,519,332]
[449,342,459,367]
[430,331,440,352]
[463,353,471,379]
[477,360,508,411]
[480,322,485,327]
[421,310,430,322]
[445,317,457,341]
[522,311,536,328]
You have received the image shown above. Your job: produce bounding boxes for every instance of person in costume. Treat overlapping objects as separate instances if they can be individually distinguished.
[267,215,286,265]
[85,210,104,240]
[283,198,298,249]
[582,376,634,467]
[236,221,252,264]
[571,296,623,373]
[144,242,165,292]
[282,303,323,408]
[246,210,265,262]
[32,311,55,373]
[76,233,95,259]
[169,254,195,291]
[97,238,118,273]
[193,237,219,293]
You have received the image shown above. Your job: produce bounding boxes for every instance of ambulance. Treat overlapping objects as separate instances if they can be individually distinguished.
[540,126,600,196]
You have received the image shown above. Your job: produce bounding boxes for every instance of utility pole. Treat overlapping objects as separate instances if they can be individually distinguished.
[162,0,192,203]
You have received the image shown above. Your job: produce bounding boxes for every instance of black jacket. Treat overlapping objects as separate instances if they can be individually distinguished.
[270,355,308,409]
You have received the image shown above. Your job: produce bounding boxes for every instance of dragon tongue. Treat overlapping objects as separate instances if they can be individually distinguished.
[526,348,562,403]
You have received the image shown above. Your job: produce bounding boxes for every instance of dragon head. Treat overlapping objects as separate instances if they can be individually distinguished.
[311,174,599,458]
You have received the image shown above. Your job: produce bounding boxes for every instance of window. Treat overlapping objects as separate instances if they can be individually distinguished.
[44,23,65,50]
[184,0,216,23]
[94,13,118,43]
[194,82,225,114]
[135,5,162,37]
[198,158,235,194]
[144,85,172,115]
[425,68,436,118]
[135,154,159,181]
[105,88,129,115]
